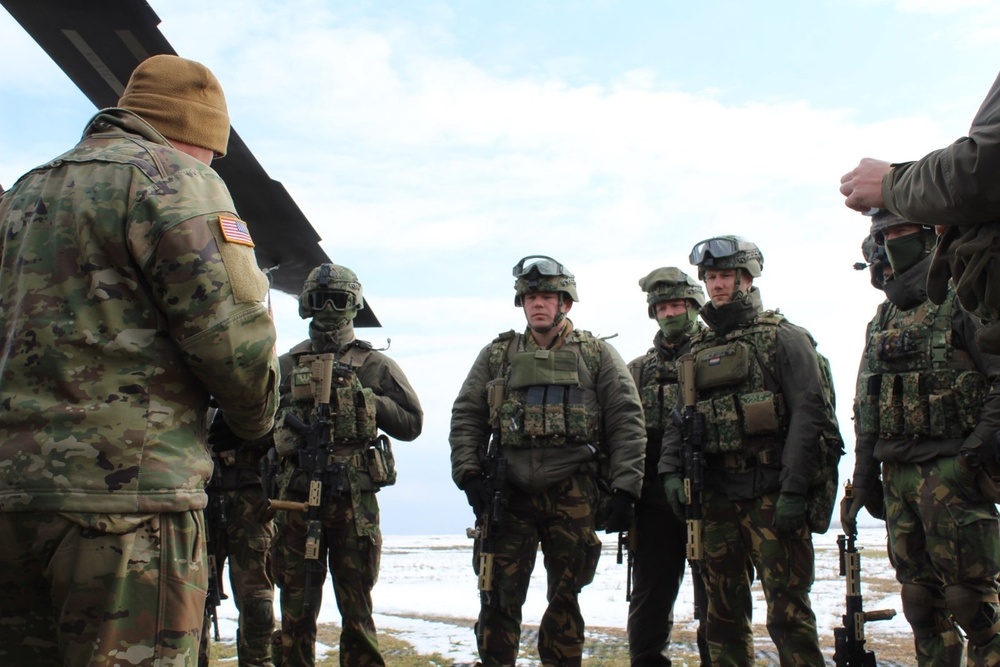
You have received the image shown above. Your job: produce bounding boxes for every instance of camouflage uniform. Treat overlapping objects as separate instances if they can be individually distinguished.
[451,256,645,667]
[0,106,279,665]
[660,238,828,667]
[270,323,423,666]
[200,434,277,667]
[851,242,1000,667]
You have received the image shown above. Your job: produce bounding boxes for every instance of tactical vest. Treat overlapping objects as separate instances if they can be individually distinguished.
[631,351,680,435]
[274,344,377,458]
[689,312,789,457]
[487,329,603,449]
[857,289,986,440]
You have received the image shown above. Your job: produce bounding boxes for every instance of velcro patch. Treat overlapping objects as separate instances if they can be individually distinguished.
[219,215,255,247]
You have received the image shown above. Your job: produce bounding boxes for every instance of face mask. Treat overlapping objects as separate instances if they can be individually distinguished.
[657,309,698,342]
[312,305,358,332]
[884,233,929,274]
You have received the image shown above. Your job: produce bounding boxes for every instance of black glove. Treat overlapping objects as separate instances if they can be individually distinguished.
[604,489,635,533]
[208,414,243,454]
[462,477,491,517]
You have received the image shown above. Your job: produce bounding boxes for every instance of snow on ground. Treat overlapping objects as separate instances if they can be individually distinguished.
[211,525,905,664]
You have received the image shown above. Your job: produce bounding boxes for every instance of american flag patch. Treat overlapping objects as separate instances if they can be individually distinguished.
[219,216,254,247]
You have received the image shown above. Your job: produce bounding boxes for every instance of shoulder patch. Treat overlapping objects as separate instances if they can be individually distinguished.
[218,215,255,247]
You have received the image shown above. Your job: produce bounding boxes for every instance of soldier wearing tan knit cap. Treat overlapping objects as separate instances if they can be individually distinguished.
[119,54,232,161]
[0,54,279,667]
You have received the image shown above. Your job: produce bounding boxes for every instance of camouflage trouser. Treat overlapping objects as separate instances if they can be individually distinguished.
[200,485,277,667]
[699,488,823,667]
[473,471,603,667]
[627,499,709,666]
[0,510,207,666]
[884,458,1000,667]
[271,490,383,667]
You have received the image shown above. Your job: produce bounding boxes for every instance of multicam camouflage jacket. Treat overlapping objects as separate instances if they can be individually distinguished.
[0,109,279,513]
[450,319,646,497]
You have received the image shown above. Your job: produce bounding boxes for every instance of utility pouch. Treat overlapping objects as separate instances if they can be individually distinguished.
[875,326,926,362]
[544,386,567,436]
[738,390,780,435]
[509,349,579,389]
[366,435,397,488]
[523,385,547,437]
[290,364,315,401]
[694,343,749,391]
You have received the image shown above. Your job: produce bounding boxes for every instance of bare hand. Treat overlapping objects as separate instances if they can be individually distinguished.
[839,158,891,212]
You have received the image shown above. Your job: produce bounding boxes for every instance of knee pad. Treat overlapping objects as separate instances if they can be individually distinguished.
[944,584,1000,646]
[245,596,275,633]
[901,583,952,637]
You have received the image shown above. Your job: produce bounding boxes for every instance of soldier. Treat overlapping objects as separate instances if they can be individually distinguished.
[450,255,645,667]
[626,267,711,666]
[0,55,280,665]
[659,236,829,667]
[841,211,1000,666]
[269,263,423,667]
[199,412,278,667]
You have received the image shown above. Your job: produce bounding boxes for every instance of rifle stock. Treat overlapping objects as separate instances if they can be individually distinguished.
[834,481,896,667]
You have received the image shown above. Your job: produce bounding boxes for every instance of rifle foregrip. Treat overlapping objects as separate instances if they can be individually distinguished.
[865,609,897,622]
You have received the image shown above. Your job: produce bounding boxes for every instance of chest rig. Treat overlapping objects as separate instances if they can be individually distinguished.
[488,330,603,449]
[632,350,680,435]
[689,312,786,457]
[857,288,986,440]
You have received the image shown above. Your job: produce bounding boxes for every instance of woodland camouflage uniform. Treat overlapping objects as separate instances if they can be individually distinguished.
[450,256,645,667]
[845,212,1000,667]
[659,237,831,667]
[269,264,423,667]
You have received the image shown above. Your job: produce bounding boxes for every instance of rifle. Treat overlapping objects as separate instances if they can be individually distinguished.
[467,378,507,616]
[834,481,896,667]
[204,460,229,641]
[616,521,637,602]
[285,353,343,619]
[676,352,705,624]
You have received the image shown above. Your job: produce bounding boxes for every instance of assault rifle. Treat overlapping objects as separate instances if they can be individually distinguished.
[468,378,508,614]
[834,484,896,667]
[204,460,228,641]
[675,353,705,624]
[282,353,347,618]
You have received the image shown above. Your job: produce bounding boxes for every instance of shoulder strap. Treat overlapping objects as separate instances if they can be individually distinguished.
[487,330,518,379]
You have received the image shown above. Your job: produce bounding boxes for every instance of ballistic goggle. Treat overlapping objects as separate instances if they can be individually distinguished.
[512,255,574,278]
[688,236,745,265]
[304,290,363,312]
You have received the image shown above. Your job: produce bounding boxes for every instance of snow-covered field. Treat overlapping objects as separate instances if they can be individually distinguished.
[212,525,907,664]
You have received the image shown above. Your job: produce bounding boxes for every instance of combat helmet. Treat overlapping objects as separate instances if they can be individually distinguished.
[638,267,706,318]
[869,209,933,245]
[512,255,579,306]
[298,263,365,319]
[688,235,764,280]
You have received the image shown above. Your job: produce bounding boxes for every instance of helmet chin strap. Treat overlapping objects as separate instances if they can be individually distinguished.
[529,293,567,335]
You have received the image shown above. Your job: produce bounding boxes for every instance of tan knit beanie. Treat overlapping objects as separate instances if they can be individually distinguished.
[118,54,231,158]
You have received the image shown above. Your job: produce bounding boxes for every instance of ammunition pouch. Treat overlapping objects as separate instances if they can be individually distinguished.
[365,435,397,488]
[639,383,679,433]
[696,391,785,454]
[858,369,986,439]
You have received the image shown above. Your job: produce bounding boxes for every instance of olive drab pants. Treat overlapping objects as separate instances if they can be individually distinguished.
[884,459,1000,667]
[473,472,603,667]
[699,488,823,667]
[627,499,710,666]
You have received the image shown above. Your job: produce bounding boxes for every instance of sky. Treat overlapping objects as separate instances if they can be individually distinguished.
[2,0,999,534]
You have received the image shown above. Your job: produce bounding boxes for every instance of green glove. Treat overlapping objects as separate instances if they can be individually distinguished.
[839,489,868,537]
[662,475,687,521]
[774,493,806,535]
